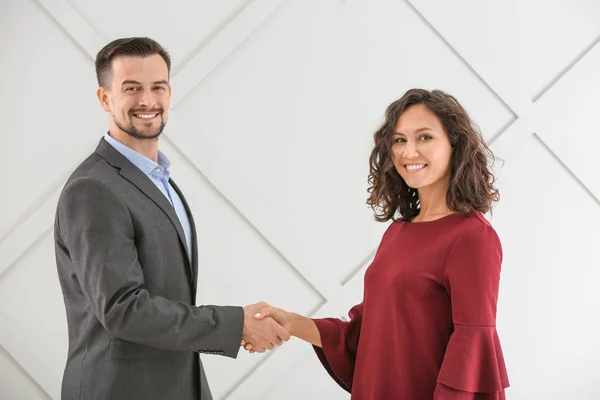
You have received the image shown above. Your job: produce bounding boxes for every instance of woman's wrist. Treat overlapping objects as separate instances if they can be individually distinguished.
[287,312,302,337]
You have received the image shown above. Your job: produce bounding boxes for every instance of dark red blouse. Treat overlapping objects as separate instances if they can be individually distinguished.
[313,210,509,399]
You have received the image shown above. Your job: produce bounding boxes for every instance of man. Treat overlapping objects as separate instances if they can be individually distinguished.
[54,37,288,400]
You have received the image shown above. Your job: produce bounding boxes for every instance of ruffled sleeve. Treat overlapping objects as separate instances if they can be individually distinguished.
[434,223,509,399]
[311,303,364,393]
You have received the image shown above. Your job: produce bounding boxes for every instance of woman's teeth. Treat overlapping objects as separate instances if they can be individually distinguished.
[406,164,426,172]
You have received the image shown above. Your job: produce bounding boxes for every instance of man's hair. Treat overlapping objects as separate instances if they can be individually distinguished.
[367,88,500,222]
[95,37,171,87]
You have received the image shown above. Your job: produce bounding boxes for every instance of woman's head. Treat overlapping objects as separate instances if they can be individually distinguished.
[367,88,499,222]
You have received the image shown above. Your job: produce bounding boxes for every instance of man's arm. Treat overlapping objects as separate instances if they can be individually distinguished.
[58,176,247,356]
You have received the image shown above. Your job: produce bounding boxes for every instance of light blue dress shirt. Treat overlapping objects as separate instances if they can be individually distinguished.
[104,133,193,264]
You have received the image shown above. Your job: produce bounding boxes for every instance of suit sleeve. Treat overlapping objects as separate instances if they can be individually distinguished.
[311,302,364,393]
[433,224,509,399]
[56,176,243,357]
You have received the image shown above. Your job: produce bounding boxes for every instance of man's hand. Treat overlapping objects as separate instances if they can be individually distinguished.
[241,303,293,353]
[241,302,290,353]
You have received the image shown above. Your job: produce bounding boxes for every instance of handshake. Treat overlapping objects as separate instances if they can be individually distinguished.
[240,302,293,354]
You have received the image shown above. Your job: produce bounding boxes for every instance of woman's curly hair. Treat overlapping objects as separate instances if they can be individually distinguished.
[367,88,499,222]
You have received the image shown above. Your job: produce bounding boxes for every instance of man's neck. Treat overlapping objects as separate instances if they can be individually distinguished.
[109,130,159,162]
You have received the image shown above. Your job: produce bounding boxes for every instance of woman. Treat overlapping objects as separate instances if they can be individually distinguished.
[244,88,509,399]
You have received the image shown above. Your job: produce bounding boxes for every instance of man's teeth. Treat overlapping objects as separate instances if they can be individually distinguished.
[406,164,426,171]
[135,114,157,119]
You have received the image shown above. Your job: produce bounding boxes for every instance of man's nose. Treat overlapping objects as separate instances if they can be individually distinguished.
[137,89,156,108]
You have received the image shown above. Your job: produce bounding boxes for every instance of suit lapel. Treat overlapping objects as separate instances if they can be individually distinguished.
[95,138,193,284]
[170,179,198,300]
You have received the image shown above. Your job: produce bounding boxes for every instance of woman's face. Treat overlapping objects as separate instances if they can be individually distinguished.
[391,104,453,191]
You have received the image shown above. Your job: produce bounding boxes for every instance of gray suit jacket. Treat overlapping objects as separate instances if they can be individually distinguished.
[54,137,244,400]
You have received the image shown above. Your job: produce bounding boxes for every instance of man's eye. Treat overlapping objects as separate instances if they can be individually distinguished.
[126,87,139,92]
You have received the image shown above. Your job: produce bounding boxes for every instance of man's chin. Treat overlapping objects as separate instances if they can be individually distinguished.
[134,130,163,140]
[123,123,165,139]
[121,127,163,140]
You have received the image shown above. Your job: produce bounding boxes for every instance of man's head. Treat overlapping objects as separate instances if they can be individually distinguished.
[95,37,172,140]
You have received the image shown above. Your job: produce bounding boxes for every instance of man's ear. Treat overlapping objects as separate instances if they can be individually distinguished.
[96,87,111,112]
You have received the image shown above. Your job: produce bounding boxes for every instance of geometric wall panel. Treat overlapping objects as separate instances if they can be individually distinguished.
[175,0,515,286]
[159,139,325,399]
[0,232,67,385]
[261,350,350,400]
[0,0,104,241]
[0,346,50,400]
[492,134,600,399]
[409,0,600,111]
[533,41,600,204]
[68,0,248,73]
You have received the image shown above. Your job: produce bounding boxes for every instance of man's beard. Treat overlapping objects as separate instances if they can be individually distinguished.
[114,110,166,140]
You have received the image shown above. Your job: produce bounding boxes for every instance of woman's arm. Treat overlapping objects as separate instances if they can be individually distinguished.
[287,312,322,347]
[243,302,364,393]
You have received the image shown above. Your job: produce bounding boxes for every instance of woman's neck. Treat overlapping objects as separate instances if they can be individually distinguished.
[413,181,453,222]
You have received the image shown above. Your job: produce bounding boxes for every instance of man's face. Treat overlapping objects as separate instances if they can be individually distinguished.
[98,54,171,140]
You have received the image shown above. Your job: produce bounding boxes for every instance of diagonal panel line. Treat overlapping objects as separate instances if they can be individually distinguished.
[35,0,104,59]
[489,114,534,172]
[0,143,97,278]
[225,267,367,400]
[0,192,59,279]
[533,133,600,206]
[405,0,518,140]
[488,115,518,146]
[36,0,283,103]
[0,175,62,246]
[226,244,374,399]
[173,0,254,76]
[163,114,343,300]
[219,349,284,400]
[0,345,51,400]
[0,226,53,279]
[532,35,600,102]
[171,0,283,108]
[160,133,327,304]
[0,312,60,399]
[340,248,375,286]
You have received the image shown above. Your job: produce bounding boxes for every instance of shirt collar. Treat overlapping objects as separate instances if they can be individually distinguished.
[104,132,171,178]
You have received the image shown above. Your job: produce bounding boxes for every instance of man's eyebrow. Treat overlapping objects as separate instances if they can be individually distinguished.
[121,80,169,86]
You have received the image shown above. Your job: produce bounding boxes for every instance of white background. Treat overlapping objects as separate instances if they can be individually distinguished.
[1,0,600,399]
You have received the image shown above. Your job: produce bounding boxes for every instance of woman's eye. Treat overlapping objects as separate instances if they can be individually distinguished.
[420,135,432,141]
[394,138,406,143]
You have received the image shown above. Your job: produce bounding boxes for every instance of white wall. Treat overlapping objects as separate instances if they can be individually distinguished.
[1,0,599,399]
